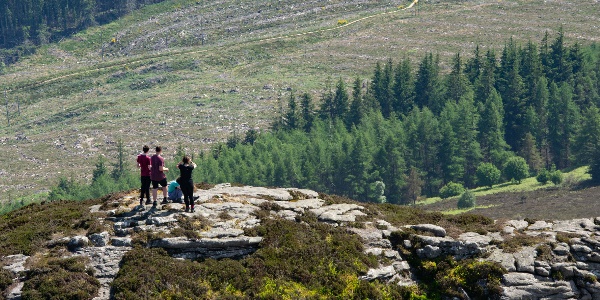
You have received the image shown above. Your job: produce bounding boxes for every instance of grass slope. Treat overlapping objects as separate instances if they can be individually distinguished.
[0,0,599,202]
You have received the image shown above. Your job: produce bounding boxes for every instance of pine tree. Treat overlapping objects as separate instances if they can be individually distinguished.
[404,166,424,205]
[319,79,335,120]
[284,91,299,130]
[497,39,526,152]
[465,45,482,84]
[474,50,497,103]
[445,52,473,103]
[300,92,315,132]
[347,77,365,128]
[478,89,509,165]
[548,82,580,168]
[519,132,543,173]
[415,53,445,114]
[111,139,127,180]
[392,57,415,115]
[573,105,600,165]
[333,77,349,121]
[549,27,570,83]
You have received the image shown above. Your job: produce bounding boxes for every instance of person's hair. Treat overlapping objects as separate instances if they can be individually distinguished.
[142,145,150,153]
[182,155,191,164]
[155,146,162,153]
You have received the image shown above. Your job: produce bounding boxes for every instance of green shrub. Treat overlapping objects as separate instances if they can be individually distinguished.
[457,190,476,209]
[439,182,465,199]
[503,156,530,183]
[476,163,501,188]
[536,169,550,184]
[550,170,563,185]
[21,256,99,300]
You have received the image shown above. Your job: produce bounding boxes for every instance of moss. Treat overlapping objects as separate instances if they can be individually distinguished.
[536,244,554,261]
[21,256,99,300]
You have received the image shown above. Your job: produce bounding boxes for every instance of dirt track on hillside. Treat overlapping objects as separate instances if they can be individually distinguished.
[422,185,600,221]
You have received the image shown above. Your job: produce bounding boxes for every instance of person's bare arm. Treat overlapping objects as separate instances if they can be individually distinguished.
[159,166,169,172]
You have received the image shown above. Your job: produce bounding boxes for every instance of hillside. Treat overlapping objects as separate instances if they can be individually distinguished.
[2,184,600,299]
[1,0,599,201]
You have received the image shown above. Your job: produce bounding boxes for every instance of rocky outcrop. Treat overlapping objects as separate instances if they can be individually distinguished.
[4,184,600,299]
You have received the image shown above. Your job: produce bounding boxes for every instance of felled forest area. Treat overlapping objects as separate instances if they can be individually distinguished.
[191,31,600,204]
[0,0,166,63]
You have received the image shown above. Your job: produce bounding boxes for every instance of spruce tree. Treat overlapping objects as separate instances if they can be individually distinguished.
[497,39,526,152]
[445,52,473,103]
[465,45,482,84]
[333,78,349,121]
[573,105,600,165]
[415,53,444,114]
[284,90,299,130]
[299,93,315,132]
[474,50,497,103]
[392,57,415,115]
[478,89,509,165]
[347,77,364,126]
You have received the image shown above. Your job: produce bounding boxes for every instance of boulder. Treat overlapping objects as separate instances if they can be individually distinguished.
[502,273,578,299]
[506,220,529,230]
[111,237,132,247]
[410,224,446,237]
[89,232,110,247]
[488,249,516,272]
[458,232,492,247]
[514,246,536,274]
[360,265,396,281]
[416,245,442,259]
[528,220,552,231]
[68,236,90,250]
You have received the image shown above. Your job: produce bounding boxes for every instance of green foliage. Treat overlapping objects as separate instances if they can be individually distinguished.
[536,169,550,184]
[0,268,13,292]
[112,218,414,299]
[503,156,530,183]
[22,256,100,300]
[439,182,465,199]
[412,257,506,299]
[549,169,563,185]
[476,163,501,188]
[0,198,101,256]
[457,190,476,209]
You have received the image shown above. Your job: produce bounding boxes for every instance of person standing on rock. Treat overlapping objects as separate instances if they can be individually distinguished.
[150,146,169,208]
[136,145,152,207]
[177,155,198,212]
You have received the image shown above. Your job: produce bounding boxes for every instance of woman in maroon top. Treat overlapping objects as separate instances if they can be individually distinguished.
[178,155,197,212]
[136,145,152,207]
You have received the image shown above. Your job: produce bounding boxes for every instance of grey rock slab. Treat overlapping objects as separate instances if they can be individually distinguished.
[536,267,551,277]
[76,246,131,300]
[68,235,90,250]
[201,228,244,238]
[150,236,263,249]
[2,254,29,273]
[348,228,391,248]
[275,198,324,210]
[415,235,455,247]
[572,244,593,254]
[146,216,177,226]
[416,245,442,259]
[6,282,24,300]
[89,232,110,247]
[410,224,446,237]
[383,249,401,259]
[503,226,516,234]
[502,273,579,299]
[554,243,570,256]
[360,265,396,281]
[285,188,319,199]
[365,248,383,256]
[458,232,493,247]
[529,220,553,230]
[393,261,411,272]
[111,237,132,247]
[488,249,516,272]
[506,220,529,230]
[514,246,537,273]
[206,186,294,201]
[275,210,298,221]
[89,204,102,213]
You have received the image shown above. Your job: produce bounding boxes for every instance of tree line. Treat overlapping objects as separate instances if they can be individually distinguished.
[0,0,165,64]
[191,30,600,203]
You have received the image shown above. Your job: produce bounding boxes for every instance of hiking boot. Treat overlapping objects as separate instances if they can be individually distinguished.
[193,196,200,201]
[191,207,195,213]
[145,199,152,205]
[161,199,169,204]
[184,207,189,213]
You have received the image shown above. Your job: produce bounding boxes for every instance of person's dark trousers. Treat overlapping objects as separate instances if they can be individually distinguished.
[140,176,151,202]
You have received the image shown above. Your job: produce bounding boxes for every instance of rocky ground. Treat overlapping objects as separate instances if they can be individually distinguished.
[2,184,600,299]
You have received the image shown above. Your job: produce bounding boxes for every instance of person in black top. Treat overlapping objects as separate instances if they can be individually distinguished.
[177,155,197,212]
